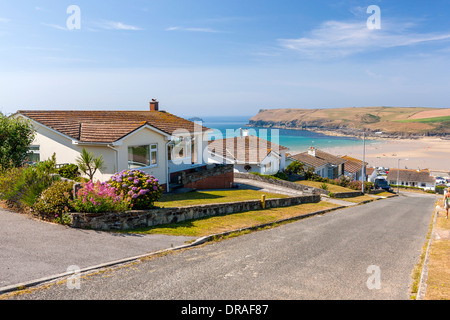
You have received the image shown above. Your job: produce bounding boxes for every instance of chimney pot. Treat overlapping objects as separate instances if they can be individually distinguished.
[150,99,159,111]
[308,147,316,157]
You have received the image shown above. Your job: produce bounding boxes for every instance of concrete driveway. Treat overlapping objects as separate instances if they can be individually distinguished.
[0,208,195,288]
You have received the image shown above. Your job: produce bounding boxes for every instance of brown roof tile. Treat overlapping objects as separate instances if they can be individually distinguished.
[289,149,346,168]
[387,169,436,183]
[17,110,210,143]
[341,156,368,174]
[208,135,288,164]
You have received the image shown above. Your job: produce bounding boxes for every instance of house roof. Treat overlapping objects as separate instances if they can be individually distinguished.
[386,169,436,183]
[289,149,346,168]
[208,135,289,164]
[341,156,368,174]
[16,110,210,143]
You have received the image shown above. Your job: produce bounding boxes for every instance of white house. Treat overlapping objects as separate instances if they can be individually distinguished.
[13,101,214,192]
[207,131,289,175]
[387,169,436,190]
[287,147,346,180]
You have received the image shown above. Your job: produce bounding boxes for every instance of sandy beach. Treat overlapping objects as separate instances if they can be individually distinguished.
[322,137,450,173]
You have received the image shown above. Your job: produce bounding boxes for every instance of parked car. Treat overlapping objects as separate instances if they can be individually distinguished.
[374,177,392,192]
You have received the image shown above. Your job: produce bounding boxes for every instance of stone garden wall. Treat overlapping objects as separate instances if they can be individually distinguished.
[70,194,320,231]
[234,172,325,195]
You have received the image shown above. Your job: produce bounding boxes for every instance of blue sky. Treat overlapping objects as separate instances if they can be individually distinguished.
[0,0,449,117]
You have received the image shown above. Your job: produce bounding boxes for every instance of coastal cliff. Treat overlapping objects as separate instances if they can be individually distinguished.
[248,107,450,139]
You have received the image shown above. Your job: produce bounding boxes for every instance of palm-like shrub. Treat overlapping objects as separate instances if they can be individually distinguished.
[76,148,105,181]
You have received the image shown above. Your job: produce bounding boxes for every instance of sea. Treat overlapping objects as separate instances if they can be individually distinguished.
[199,115,374,155]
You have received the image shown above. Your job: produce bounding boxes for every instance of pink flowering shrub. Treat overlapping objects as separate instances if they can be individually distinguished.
[347,180,362,191]
[108,169,163,210]
[71,180,130,213]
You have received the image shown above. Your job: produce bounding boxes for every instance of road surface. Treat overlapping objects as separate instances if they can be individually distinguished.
[3,192,437,300]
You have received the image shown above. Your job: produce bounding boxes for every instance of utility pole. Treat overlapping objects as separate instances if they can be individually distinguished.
[362,131,366,194]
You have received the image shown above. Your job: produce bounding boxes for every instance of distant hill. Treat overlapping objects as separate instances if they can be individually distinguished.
[248,107,450,138]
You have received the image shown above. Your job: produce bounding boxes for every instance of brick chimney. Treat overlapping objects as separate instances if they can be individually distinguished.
[150,99,159,111]
[308,146,316,157]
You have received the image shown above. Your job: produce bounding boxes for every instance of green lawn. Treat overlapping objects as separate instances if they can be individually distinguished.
[295,180,356,193]
[120,201,340,237]
[154,189,289,208]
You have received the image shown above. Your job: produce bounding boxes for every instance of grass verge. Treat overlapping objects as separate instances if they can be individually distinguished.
[117,201,341,237]
[410,207,436,299]
[423,199,450,300]
[338,195,377,204]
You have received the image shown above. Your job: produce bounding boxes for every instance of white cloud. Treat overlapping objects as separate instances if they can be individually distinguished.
[0,18,10,23]
[278,20,450,58]
[97,21,143,31]
[41,23,67,31]
[166,26,222,33]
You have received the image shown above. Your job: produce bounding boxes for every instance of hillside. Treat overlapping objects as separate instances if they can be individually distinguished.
[248,107,450,138]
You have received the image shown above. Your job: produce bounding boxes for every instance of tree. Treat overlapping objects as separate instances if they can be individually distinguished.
[286,161,306,175]
[0,113,36,171]
[286,161,316,180]
[76,148,105,181]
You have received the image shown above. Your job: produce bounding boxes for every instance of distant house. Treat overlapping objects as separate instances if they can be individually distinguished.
[341,155,368,181]
[386,169,436,190]
[287,147,346,180]
[207,131,289,175]
[12,101,222,191]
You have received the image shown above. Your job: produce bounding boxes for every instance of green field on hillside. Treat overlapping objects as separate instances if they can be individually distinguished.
[394,116,450,123]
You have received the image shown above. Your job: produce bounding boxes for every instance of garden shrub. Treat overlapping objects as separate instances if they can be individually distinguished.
[71,180,130,213]
[0,167,23,197]
[0,155,58,209]
[0,113,35,171]
[273,171,289,181]
[347,180,362,191]
[34,180,74,222]
[108,169,163,210]
[249,172,283,181]
[57,164,80,180]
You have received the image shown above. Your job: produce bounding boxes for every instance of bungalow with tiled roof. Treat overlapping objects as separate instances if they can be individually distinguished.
[13,101,218,191]
[207,130,289,175]
[287,147,346,179]
[341,155,368,181]
[386,169,436,190]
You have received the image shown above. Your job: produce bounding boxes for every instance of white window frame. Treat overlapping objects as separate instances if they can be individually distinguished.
[127,143,158,170]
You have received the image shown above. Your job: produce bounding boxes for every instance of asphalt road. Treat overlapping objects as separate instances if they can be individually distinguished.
[3,192,437,300]
[0,207,195,288]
